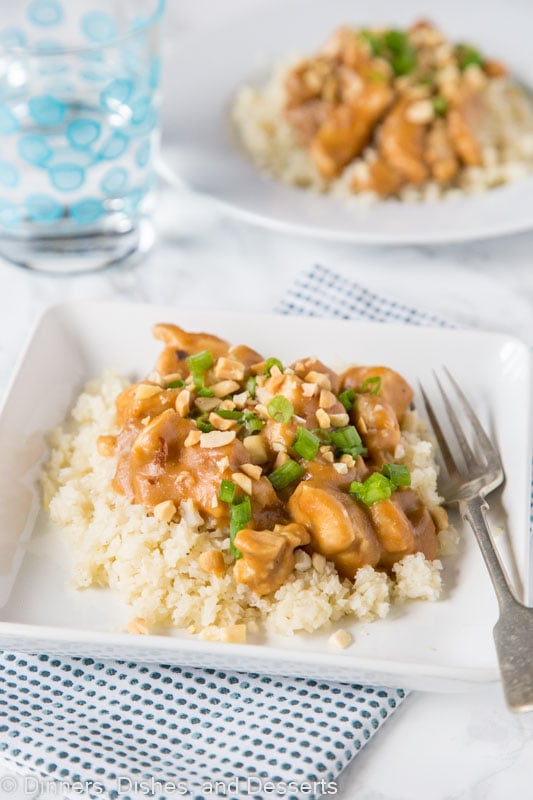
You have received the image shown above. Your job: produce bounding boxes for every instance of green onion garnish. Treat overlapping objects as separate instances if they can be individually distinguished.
[219,479,237,504]
[292,427,320,461]
[243,411,265,434]
[216,409,243,420]
[350,473,394,505]
[196,419,214,433]
[195,384,215,398]
[457,44,483,71]
[229,495,252,559]
[167,379,185,389]
[268,459,305,491]
[360,376,382,396]
[329,425,364,452]
[338,388,356,412]
[432,95,448,116]
[382,463,411,487]
[267,395,294,424]
[263,357,284,377]
[186,349,214,377]
[359,30,383,56]
[384,29,408,53]
[246,376,257,397]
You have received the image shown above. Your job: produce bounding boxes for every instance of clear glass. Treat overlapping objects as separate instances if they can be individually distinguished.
[0,0,165,272]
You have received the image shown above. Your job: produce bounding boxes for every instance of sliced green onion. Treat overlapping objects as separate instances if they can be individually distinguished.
[167,379,185,389]
[263,357,284,377]
[361,376,382,396]
[186,349,214,376]
[267,395,294,424]
[195,384,215,398]
[457,44,483,71]
[329,425,363,451]
[229,495,252,559]
[246,376,257,397]
[382,463,411,487]
[359,30,383,56]
[390,47,417,76]
[350,472,394,505]
[243,411,265,434]
[196,419,213,433]
[268,459,305,491]
[292,427,320,461]
[219,480,237,504]
[216,409,243,420]
[432,95,449,116]
[338,388,356,412]
[384,29,408,53]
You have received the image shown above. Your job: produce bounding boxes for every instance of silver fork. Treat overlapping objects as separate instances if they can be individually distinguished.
[419,367,533,713]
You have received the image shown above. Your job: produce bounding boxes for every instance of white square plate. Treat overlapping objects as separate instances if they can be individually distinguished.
[0,303,531,692]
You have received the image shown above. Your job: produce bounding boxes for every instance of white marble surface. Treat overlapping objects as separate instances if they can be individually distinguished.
[1,1,533,799]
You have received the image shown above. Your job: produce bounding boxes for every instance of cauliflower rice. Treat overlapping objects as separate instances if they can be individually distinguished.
[41,372,451,640]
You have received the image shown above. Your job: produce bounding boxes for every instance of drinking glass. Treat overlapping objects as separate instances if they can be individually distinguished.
[0,0,165,272]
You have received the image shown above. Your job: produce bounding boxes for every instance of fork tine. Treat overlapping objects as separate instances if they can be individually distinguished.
[418,382,460,479]
[443,366,501,467]
[434,372,477,466]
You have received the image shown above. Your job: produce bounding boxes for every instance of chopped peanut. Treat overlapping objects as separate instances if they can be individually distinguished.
[232,471,253,495]
[134,383,161,401]
[214,357,245,382]
[195,396,220,412]
[184,430,202,447]
[328,629,352,649]
[319,389,337,409]
[240,463,263,480]
[316,408,331,428]
[97,435,116,457]
[243,435,269,464]
[175,389,191,417]
[333,462,349,475]
[305,371,331,390]
[211,380,241,398]
[200,430,236,448]
[302,382,318,397]
[209,412,236,431]
[128,617,149,635]
[198,549,226,577]
[198,624,247,644]
[329,412,350,428]
[153,499,177,522]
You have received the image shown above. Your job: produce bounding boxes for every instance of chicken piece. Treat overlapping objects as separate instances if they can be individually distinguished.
[113,409,248,520]
[378,98,429,185]
[115,382,181,426]
[152,323,229,378]
[262,417,300,457]
[251,476,287,529]
[228,344,264,375]
[291,357,342,394]
[285,100,335,145]
[352,394,401,465]
[341,366,413,421]
[370,488,438,569]
[288,481,382,578]
[352,156,405,198]
[425,118,459,184]
[285,57,336,108]
[446,92,483,166]
[310,83,393,179]
[305,455,369,491]
[233,523,310,596]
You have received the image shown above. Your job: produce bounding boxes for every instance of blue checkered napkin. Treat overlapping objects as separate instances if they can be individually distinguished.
[2,265,460,800]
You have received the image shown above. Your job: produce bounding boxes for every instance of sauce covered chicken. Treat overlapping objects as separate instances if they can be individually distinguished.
[283,21,508,197]
[98,324,447,598]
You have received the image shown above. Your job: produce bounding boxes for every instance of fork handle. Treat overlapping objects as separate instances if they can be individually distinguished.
[461,497,533,712]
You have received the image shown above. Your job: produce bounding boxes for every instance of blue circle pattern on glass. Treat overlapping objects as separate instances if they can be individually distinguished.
[27,0,64,27]
[0,161,19,188]
[1,2,161,232]
[18,135,53,166]
[100,78,134,110]
[99,131,129,161]
[101,167,129,197]
[25,193,63,223]
[0,106,19,134]
[28,95,66,126]
[136,140,150,169]
[71,198,105,225]
[49,164,85,192]
[66,119,101,149]
[81,12,118,44]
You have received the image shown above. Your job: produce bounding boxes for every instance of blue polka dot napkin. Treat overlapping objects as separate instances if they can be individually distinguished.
[1,265,469,800]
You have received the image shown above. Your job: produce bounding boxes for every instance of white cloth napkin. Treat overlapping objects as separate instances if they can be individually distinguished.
[1,265,471,800]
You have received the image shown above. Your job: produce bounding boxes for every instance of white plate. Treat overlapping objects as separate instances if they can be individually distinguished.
[0,303,531,691]
[162,0,533,244]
